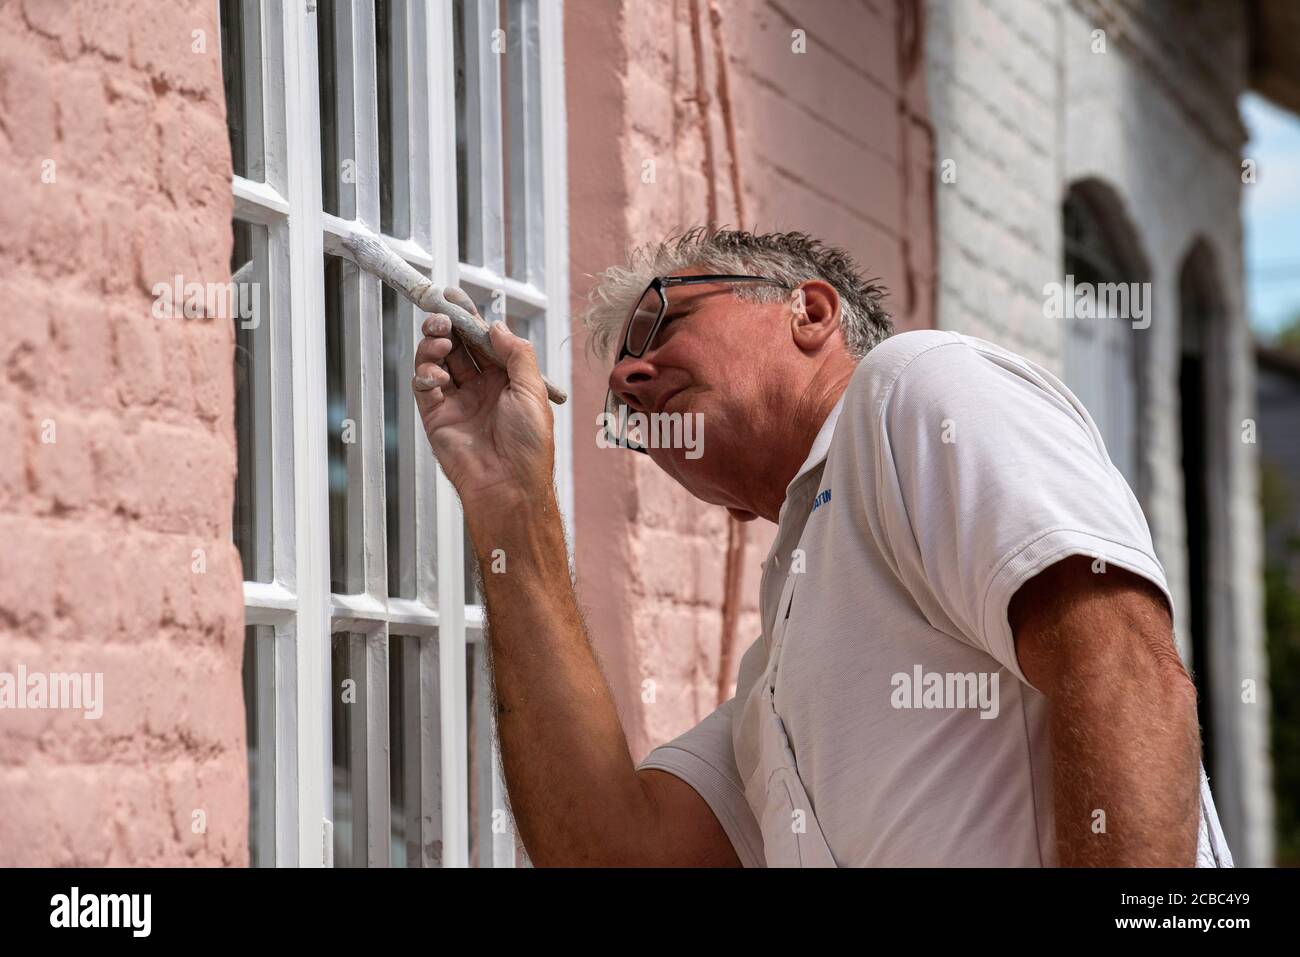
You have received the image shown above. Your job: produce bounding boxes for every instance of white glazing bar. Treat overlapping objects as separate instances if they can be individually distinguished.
[385,597,440,633]
[507,0,544,287]
[456,263,546,311]
[233,176,291,222]
[343,0,393,868]
[282,0,330,867]
[394,0,436,607]
[234,0,302,868]
[430,0,470,869]
[539,0,573,559]
[244,580,297,625]
[462,0,505,272]
[437,478,469,866]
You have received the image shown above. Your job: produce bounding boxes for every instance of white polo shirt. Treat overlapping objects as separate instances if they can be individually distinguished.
[638,330,1233,867]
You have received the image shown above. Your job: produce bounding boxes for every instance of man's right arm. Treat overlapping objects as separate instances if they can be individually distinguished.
[467,491,739,866]
[412,304,739,867]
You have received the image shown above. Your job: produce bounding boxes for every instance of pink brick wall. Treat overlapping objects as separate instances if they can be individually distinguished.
[0,0,246,865]
[567,0,935,760]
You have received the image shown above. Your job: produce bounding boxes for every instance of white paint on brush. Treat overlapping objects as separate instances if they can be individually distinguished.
[340,231,568,404]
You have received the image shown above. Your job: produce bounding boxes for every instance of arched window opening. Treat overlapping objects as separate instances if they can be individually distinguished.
[1061,182,1147,494]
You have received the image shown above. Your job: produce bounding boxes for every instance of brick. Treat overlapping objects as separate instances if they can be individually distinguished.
[0,41,56,158]
[112,313,166,407]
[21,0,81,61]
[0,517,59,632]
[79,0,129,61]
[27,411,95,511]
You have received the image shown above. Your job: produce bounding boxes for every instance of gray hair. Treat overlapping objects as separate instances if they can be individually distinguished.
[582,227,892,361]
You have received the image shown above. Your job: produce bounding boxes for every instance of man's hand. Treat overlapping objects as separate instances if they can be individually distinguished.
[1010,555,1201,866]
[412,287,554,511]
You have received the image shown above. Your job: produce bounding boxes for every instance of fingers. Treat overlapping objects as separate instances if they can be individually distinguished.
[415,322,453,366]
[487,320,545,398]
[413,313,467,390]
[443,285,482,323]
[412,364,450,392]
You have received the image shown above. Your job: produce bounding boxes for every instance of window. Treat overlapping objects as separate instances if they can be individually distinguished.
[1061,182,1145,493]
[221,0,571,867]
[1178,240,1227,791]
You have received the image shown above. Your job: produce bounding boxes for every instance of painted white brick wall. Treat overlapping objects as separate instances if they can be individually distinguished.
[926,0,1273,865]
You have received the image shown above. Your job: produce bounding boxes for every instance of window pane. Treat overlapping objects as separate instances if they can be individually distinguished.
[324,254,359,594]
[382,285,415,598]
[389,635,407,867]
[466,641,483,867]
[220,0,265,181]
[376,0,411,238]
[331,631,357,868]
[232,220,272,583]
[500,0,513,278]
[453,0,469,259]
[242,624,274,867]
[317,0,341,216]
[505,0,543,284]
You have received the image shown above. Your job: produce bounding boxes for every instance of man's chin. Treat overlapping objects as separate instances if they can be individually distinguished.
[726,507,759,523]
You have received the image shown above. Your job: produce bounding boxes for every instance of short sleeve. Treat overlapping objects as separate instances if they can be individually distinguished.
[636,697,765,867]
[870,338,1173,688]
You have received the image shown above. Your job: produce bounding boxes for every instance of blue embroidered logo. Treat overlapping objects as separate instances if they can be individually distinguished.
[812,488,832,511]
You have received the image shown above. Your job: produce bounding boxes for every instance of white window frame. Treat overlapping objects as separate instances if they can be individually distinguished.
[226,0,570,868]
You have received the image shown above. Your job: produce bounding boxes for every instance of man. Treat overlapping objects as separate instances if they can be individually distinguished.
[411,228,1233,867]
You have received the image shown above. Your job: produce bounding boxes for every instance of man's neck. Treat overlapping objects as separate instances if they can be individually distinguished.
[752,361,856,523]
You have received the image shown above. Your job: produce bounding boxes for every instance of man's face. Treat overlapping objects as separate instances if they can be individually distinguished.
[607,268,791,514]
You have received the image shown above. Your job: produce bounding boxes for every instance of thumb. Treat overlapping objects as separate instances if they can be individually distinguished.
[488,321,545,397]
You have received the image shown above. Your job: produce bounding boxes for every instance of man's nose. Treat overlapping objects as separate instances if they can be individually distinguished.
[609,354,657,410]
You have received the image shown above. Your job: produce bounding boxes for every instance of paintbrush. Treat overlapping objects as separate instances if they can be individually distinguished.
[341,231,568,405]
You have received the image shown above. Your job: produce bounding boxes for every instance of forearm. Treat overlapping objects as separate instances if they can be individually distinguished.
[464,492,657,866]
[1013,558,1203,866]
[1045,629,1201,866]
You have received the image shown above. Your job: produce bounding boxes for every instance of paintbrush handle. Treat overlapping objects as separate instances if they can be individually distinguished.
[340,232,568,405]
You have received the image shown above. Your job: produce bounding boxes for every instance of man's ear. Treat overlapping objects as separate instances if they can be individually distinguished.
[789,280,841,352]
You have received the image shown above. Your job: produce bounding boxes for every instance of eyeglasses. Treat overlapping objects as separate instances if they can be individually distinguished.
[602,275,791,454]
